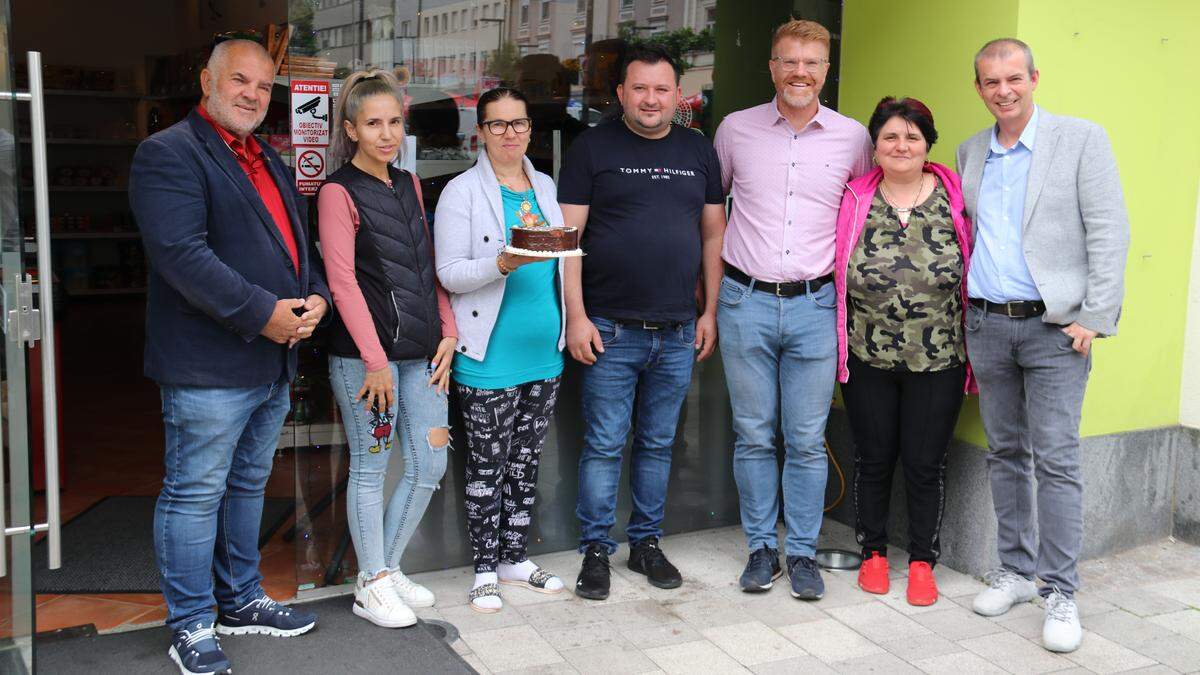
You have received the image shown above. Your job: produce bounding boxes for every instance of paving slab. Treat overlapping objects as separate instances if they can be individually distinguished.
[417,527,1195,675]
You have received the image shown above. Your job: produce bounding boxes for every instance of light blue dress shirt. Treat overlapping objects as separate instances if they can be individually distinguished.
[967,106,1042,302]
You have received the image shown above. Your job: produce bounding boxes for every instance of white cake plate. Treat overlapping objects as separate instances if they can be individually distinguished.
[503,246,585,258]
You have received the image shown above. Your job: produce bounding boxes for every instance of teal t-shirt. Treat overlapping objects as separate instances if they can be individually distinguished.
[452,186,564,389]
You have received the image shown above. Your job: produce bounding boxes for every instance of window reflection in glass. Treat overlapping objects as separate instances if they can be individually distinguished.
[291,0,734,591]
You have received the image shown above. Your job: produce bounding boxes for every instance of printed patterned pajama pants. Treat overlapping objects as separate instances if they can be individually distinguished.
[457,376,561,574]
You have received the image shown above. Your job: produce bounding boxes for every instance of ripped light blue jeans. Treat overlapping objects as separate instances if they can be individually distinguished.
[329,355,449,576]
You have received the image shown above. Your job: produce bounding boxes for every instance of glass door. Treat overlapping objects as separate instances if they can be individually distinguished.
[0,0,64,667]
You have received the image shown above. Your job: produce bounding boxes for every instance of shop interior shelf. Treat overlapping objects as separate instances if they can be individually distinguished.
[67,287,147,296]
[37,88,201,102]
[42,89,144,100]
[19,137,141,146]
[143,91,203,101]
[22,186,128,192]
[51,232,140,240]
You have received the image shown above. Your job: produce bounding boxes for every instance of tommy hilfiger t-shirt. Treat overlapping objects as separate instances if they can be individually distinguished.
[558,119,724,322]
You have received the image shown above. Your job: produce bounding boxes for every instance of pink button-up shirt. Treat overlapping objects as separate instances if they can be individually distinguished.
[714,99,873,282]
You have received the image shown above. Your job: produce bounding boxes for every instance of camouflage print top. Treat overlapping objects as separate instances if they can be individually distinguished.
[846,183,966,371]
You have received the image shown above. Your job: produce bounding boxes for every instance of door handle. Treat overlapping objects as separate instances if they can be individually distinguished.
[27,51,61,570]
[0,52,61,575]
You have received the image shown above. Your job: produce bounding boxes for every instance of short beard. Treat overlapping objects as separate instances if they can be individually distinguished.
[624,110,670,137]
[779,87,815,111]
[205,89,264,138]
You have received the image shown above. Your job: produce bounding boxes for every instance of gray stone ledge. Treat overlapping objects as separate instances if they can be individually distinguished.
[822,409,1192,576]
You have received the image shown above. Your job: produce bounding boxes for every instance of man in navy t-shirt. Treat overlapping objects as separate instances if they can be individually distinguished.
[558,45,726,601]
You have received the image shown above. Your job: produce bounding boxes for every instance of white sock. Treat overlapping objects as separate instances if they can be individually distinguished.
[497,560,537,581]
[471,572,501,610]
[498,559,564,591]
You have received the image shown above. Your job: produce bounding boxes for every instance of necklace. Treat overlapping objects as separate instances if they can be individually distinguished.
[497,174,531,193]
[493,163,529,191]
[879,175,927,227]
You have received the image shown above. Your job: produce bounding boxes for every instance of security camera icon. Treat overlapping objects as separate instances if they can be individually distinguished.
[294,97,327,121]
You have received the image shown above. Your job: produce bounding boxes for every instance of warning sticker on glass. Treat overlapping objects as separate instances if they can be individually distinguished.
[294,146,326,195]
[290,80,330,146]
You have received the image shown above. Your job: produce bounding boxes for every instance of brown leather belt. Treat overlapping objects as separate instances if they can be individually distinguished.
[726,265,833,298]
[969,298,1047,318]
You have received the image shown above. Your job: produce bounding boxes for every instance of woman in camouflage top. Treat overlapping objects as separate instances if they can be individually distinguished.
[832,97,975,607]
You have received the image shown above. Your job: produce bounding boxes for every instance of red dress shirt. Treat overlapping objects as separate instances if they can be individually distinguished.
[196,105,300,274]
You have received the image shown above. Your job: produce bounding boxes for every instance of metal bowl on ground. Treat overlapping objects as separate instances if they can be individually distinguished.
[816,548,863,571]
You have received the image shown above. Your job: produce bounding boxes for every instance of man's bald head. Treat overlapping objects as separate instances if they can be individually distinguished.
[200,40,275,139]
[207,39,274,78]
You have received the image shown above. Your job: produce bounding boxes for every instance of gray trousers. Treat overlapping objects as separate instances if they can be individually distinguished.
[965,302,1090,595]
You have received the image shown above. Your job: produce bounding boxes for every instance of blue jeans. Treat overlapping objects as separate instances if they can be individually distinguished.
[717,275,837,558]
[577,317,696,554]
[329,355,449,577]
[155,378,291,632]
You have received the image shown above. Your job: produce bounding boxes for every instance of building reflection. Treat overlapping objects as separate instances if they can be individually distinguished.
[292,0,726,592]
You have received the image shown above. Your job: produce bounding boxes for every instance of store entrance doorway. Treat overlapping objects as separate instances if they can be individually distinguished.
[7,0,301,649]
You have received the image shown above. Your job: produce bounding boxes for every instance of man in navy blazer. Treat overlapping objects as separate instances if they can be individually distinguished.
[130,39,328,675]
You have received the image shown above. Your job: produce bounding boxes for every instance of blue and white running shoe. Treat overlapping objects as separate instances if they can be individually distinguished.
[215,596,317,637]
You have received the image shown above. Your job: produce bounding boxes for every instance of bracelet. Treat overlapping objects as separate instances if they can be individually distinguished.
[496,253,511,276]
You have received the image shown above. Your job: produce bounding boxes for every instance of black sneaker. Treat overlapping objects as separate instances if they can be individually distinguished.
[216,596,317,637]
[576,543,611,600]
[740,545,782,592]
[169,620,232,675]
[787,555,825,600]
[627,537,682,589]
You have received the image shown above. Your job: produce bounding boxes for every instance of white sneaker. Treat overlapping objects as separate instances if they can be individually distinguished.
[972,568,1038,616]
[352,574,417,628]
[1043,591,1082,652]
[389,570,436,608]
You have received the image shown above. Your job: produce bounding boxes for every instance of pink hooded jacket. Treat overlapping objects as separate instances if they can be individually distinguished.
[833,162,977,394]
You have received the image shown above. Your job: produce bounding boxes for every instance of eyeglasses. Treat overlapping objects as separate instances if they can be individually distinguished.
[480,118,532,135]
[212,29,265,47]
[770,57,829,73]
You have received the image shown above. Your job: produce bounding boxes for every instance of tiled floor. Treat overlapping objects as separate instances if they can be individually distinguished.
[402,521,1200,674]
[3,300,308,637]
[20,451,304,635]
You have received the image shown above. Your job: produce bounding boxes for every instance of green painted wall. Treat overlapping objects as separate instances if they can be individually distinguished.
[840,0,1017,167]
[840,0,1200,439]
[1014,2,1200,437]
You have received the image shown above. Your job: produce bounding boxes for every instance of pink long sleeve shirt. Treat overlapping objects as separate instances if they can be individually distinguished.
[714,99,873,282]
[317,182,456,372]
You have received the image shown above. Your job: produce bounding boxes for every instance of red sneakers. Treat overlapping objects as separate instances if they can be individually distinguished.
[907,561,939,606]
[857,552,889,594]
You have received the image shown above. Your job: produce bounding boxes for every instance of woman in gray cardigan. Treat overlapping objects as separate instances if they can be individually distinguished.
[433,88,567,613]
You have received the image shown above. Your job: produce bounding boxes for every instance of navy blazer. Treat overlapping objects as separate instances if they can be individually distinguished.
[130,109,330,387]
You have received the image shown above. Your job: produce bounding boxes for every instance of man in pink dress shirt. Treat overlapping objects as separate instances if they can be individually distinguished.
[713,19,872,601]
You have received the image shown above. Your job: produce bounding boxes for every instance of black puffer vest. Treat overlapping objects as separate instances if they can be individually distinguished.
[323,163,440,362]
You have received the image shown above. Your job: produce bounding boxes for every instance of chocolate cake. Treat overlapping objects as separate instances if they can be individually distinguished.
[510,225,579,253]
[504,194,581,254]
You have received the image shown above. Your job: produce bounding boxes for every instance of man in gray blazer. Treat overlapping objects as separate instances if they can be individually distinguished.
[957,38,1129,654]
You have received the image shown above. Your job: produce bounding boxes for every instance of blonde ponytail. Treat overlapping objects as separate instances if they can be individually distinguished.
[329,68,404,163]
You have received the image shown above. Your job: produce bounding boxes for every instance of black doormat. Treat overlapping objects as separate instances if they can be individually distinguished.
[34,495,294,594]
[34,596,474,674]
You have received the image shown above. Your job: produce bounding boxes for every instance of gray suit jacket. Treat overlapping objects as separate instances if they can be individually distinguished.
[957,108,1130,336]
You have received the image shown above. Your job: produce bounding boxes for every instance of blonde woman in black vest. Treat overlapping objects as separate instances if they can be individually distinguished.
[318,69,457,628]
